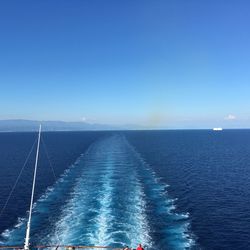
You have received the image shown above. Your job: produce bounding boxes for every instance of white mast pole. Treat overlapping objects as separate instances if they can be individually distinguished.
[24,124,42,250]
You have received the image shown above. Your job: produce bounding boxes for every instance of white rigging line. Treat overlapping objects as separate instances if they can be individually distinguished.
[41,136,57,181]
[40,135,61,244]
[0,138,37,219]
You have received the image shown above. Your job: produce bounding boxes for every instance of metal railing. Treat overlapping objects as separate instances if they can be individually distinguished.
[0,246,125,250]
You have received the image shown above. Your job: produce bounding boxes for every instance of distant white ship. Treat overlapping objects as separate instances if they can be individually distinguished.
[213,127,223,131]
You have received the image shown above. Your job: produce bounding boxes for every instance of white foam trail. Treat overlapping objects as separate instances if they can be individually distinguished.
[88,166,113,246]
[47,135,152,249]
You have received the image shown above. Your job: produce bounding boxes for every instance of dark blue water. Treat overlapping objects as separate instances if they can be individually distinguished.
[0,130,250,249]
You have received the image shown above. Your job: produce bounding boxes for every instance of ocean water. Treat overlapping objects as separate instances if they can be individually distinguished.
[0,130,250,249]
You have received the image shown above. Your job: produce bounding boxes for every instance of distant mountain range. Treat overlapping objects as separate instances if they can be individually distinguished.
[0,119,119,132]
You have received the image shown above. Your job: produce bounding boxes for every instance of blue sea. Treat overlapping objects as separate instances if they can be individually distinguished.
[0,130,250,249]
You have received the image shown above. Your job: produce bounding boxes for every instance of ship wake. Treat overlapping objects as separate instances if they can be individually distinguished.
[1,134,196,249]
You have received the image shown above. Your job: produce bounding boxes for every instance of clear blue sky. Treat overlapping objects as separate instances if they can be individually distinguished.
[1,0,250,128]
